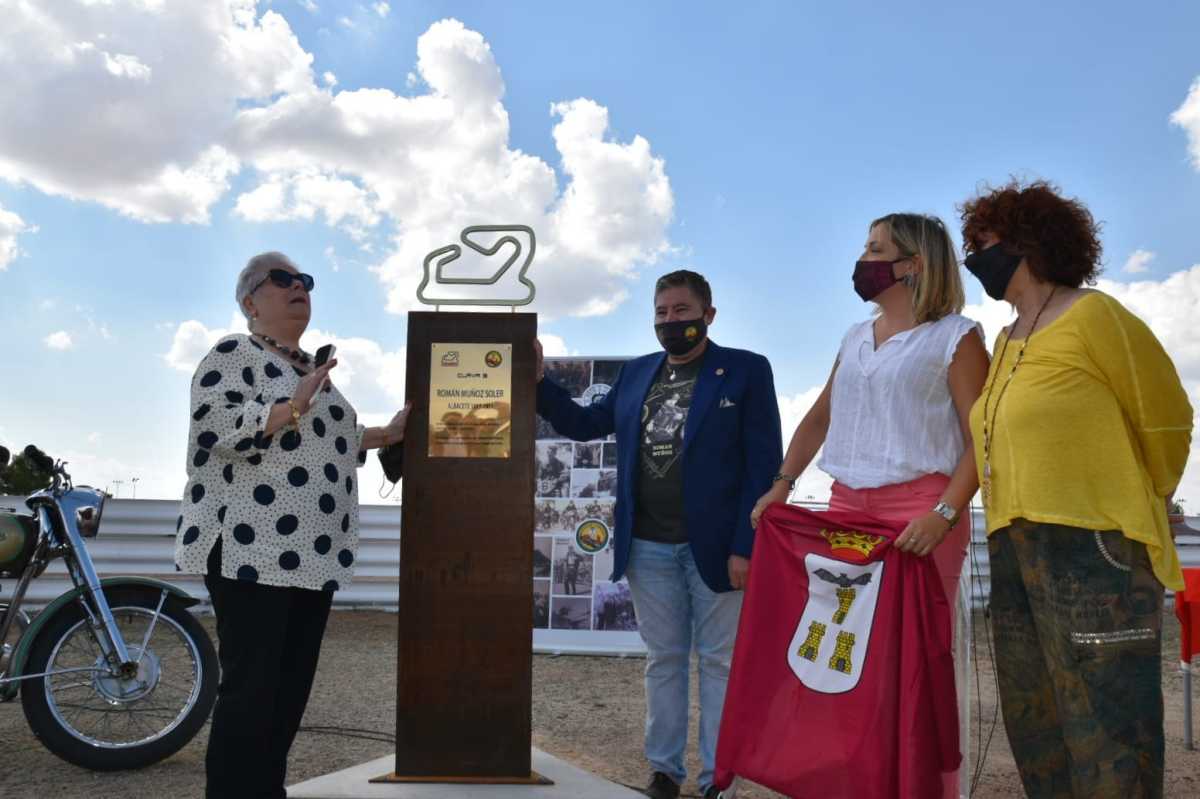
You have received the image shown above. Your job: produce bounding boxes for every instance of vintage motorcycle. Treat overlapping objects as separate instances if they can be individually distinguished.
[0,445,217,770]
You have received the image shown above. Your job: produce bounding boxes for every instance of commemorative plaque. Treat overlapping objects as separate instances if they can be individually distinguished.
[428,342,512,459]
[378,225,544,785]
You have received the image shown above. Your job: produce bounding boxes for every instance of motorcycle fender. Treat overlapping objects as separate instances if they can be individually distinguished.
[0,577,200,701]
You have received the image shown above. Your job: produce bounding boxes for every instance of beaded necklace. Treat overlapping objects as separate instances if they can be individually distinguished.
[980,286,1056,507]
[254,333,313,366]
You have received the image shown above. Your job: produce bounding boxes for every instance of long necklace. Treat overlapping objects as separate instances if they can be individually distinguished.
[254,333,312,365]
[980,286,1057,507]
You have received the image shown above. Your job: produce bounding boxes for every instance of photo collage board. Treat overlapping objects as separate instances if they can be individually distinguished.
[533,357,638,639]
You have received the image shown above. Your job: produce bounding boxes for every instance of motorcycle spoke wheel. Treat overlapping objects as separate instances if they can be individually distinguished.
[21,591,217,770]
[42,606,201,748]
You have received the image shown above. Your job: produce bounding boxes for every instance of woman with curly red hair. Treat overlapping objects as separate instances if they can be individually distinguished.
[960,180,1192,798]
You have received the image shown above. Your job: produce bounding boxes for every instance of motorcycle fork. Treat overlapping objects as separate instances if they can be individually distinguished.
[54,506,134,670]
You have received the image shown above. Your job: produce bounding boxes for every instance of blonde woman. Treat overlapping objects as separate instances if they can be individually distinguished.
[751,213,988,797]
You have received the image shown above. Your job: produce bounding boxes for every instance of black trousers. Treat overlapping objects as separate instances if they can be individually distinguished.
[204,540,333,799]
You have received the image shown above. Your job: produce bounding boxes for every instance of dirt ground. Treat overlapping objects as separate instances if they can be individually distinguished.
[1,610,1198,798]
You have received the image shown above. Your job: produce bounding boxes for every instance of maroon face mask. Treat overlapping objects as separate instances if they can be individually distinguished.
[852,258,905,302]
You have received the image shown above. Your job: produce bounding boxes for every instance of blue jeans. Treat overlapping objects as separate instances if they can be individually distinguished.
[625,539,743,791]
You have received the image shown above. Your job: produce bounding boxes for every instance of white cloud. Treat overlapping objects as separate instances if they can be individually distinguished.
[234,171,381,239]
[0,203,36,270]
[777,386,834,503]
[373,2,390,17]
[337,16,355,29]
[44,331,73,350]
[163,313,248,372]
[298,0,319,12]
[230,18,674,319]
[1,10,674,318]
[102,51,152,81]
[961,294,1016,352]
[322,71,337,87]
[0,0,313,223]
[1122,249,1155,274]
[1172,76,1200,170]
[539,333,574,357]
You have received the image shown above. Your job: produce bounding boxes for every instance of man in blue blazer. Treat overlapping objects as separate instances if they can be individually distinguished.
[535,270,782,799]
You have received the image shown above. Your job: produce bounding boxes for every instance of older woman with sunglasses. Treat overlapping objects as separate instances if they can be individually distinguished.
[174,252,409,799]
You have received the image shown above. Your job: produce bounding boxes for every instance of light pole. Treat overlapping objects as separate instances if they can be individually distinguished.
[130,477,139,499]
[113,479,124,498]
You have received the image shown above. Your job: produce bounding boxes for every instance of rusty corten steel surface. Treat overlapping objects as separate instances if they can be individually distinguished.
[395,312,536,779]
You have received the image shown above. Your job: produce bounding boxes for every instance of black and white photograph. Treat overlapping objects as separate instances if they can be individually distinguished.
[553,537,594,596]
[592,545,615,583]
[570,468,601,498]
[550,596,592,630]
[558,499,583,532]
[534,499,560,534]
[602,442,618,469]
[597,469,617,497]
[543,359,593,398]
[534,536,553,579]
[591,359,624,388]
[593,581,637,631]
[574,442,601,469]
[535,441,573,498]
[533,580,550,629]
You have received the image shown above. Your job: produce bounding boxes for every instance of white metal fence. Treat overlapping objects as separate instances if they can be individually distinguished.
[3,497,1199,610]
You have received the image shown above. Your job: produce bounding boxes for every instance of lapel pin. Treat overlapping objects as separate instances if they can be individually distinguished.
[716,368,725,376]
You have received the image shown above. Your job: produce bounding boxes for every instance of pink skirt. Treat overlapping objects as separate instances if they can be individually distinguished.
[829,473,969,799]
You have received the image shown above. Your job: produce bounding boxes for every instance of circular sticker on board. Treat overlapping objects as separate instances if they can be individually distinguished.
[582,383,611,406]
[485,350,503,368]
[575,518,610,554]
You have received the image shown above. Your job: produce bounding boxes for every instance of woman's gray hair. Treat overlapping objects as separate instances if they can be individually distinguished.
[235,251,297,324]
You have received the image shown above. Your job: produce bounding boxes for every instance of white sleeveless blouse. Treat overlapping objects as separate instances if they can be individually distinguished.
[817,313,983,490]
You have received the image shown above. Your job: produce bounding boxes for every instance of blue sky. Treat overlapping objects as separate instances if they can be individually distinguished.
[1,1,1198,503]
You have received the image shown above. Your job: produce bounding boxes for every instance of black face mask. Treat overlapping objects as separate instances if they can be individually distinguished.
[964,244,1023,300]
[655,317,708,357]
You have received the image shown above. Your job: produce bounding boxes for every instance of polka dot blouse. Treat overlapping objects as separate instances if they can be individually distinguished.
[174,334,368,592]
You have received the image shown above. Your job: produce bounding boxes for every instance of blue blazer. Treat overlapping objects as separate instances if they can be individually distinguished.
[536,341,782,592]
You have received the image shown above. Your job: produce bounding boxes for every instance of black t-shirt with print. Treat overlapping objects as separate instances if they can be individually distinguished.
[634,354,705,543]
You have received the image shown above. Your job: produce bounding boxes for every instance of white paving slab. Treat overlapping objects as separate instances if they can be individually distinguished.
[287,748,644,799]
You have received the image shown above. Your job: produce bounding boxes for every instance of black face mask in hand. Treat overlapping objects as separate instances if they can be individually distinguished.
[964,243,1023,300]
[655,317,708,357]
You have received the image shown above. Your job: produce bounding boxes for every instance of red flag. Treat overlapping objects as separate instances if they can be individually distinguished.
[1176,568,1200,664]
[714,504,960,798]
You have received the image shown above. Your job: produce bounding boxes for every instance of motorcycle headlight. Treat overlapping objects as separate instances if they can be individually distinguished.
[66,488,107,538]
[76,505,102,537]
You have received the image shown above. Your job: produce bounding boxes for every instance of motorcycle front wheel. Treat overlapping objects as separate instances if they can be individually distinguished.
[20,587,218,770]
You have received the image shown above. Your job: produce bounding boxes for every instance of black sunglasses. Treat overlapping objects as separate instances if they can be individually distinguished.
[253,268,315,293]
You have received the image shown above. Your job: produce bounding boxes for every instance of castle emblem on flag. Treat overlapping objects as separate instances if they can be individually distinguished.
[787,552,884,693]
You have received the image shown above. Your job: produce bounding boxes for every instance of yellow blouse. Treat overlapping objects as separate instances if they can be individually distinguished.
[968,291,1193,589]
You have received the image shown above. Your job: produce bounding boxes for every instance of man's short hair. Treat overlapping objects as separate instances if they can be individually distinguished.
[654,269,712,309]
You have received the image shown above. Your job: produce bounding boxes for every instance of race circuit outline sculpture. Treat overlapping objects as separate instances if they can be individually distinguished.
[416,224,536,308]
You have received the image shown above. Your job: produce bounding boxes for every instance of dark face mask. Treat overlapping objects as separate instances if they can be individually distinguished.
[655,317,708,357]
[964,244,1023,300]
[852,258,904,302]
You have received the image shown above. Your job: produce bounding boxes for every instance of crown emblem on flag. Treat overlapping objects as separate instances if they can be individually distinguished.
[820,530,885,562]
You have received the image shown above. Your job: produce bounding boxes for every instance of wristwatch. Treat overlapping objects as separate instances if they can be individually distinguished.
[772,472,797,490]
[932,501,959,527]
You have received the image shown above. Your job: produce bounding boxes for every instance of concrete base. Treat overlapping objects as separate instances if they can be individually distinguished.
[287,749,643,798]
